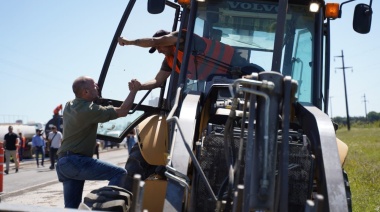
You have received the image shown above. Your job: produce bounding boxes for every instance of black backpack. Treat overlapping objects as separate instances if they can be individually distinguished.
[83,186,133,212]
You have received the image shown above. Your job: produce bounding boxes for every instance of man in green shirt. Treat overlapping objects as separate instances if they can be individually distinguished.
[56,76,141,209]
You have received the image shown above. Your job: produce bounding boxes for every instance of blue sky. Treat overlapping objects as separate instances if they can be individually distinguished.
[0,1,378,124]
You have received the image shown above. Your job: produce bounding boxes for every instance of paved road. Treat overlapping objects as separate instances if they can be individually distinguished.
[2,158,58,193]
[0,147,129,211]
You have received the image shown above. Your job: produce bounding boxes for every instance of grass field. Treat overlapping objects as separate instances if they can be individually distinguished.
[336,127,380,212]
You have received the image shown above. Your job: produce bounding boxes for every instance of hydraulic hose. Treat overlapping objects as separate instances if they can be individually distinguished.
[223,97,237,211]
[231,78,275,199]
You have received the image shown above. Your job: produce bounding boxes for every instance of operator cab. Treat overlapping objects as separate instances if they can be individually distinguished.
[95,0,318,142]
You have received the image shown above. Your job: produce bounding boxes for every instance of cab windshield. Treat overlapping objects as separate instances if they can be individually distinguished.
[192,1,315,103]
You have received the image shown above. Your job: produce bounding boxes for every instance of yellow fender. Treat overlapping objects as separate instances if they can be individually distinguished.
[136,115,169,211]
[142,176,168,212]
[136,114,168,166]
[336,137,348,166]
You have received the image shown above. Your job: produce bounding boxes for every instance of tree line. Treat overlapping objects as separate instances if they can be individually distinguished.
[332,111,380,128]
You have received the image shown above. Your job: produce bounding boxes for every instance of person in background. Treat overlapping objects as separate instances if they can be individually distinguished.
[126,128,136,154]
[103,140,110,150]
[210,28,222,41]
[18,132,26,162]
[94,140,100,159]
[56,76,141,208]
[31,129,45,168]
[47,125,62,170]
[3,126,19,174]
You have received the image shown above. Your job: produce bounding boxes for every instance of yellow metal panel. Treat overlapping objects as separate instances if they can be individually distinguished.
[336,137,348,166]
[142,179,168,212]
[137,115,168,165]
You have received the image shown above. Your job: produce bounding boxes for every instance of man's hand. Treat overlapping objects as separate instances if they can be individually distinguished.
[115,79,142,117]
[129,79,141,92]
[118,37,129,46]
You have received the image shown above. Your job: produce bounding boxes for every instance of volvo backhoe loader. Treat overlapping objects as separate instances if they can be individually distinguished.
[94,0,373,211]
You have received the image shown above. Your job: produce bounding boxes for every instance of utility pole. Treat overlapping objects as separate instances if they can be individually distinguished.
[362,94,368,121]
[335,50,352,131]
[329,96,333,118]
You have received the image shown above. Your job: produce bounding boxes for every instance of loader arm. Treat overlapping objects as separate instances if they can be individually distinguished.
[296,103,348,211]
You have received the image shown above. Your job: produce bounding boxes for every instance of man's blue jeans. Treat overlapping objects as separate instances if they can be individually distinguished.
[35,146,44,166]
[126,137,136,154]
[56,154,128,208]
[18,147,24,161]
[49,147,59,169]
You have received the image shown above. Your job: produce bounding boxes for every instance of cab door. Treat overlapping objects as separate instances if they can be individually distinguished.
[95,1,180,143]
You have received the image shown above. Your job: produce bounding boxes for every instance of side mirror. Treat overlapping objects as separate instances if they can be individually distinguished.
[147,0,165,14]
[353,3,372,34]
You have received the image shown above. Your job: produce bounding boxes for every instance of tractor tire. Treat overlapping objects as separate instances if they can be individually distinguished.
[343,169,352,212]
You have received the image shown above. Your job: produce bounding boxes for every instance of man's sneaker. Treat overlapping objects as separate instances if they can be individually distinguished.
[16,168,18,173]
[4,170,8,174]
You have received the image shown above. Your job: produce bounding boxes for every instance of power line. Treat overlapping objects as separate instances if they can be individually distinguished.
[334,50,352,131]
[362,94,369,120]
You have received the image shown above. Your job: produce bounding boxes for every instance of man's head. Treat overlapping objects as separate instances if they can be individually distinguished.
[211,29,222,41]
[72,76,99,101]
[8,126,13,133]
[36,129,42,135]
[51,125,57,132]
[149,29,172,56]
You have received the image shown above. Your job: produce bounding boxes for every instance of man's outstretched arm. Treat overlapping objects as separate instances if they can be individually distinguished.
[114,80,141,117]
[139,70,171,90]
[118,32,180,48]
